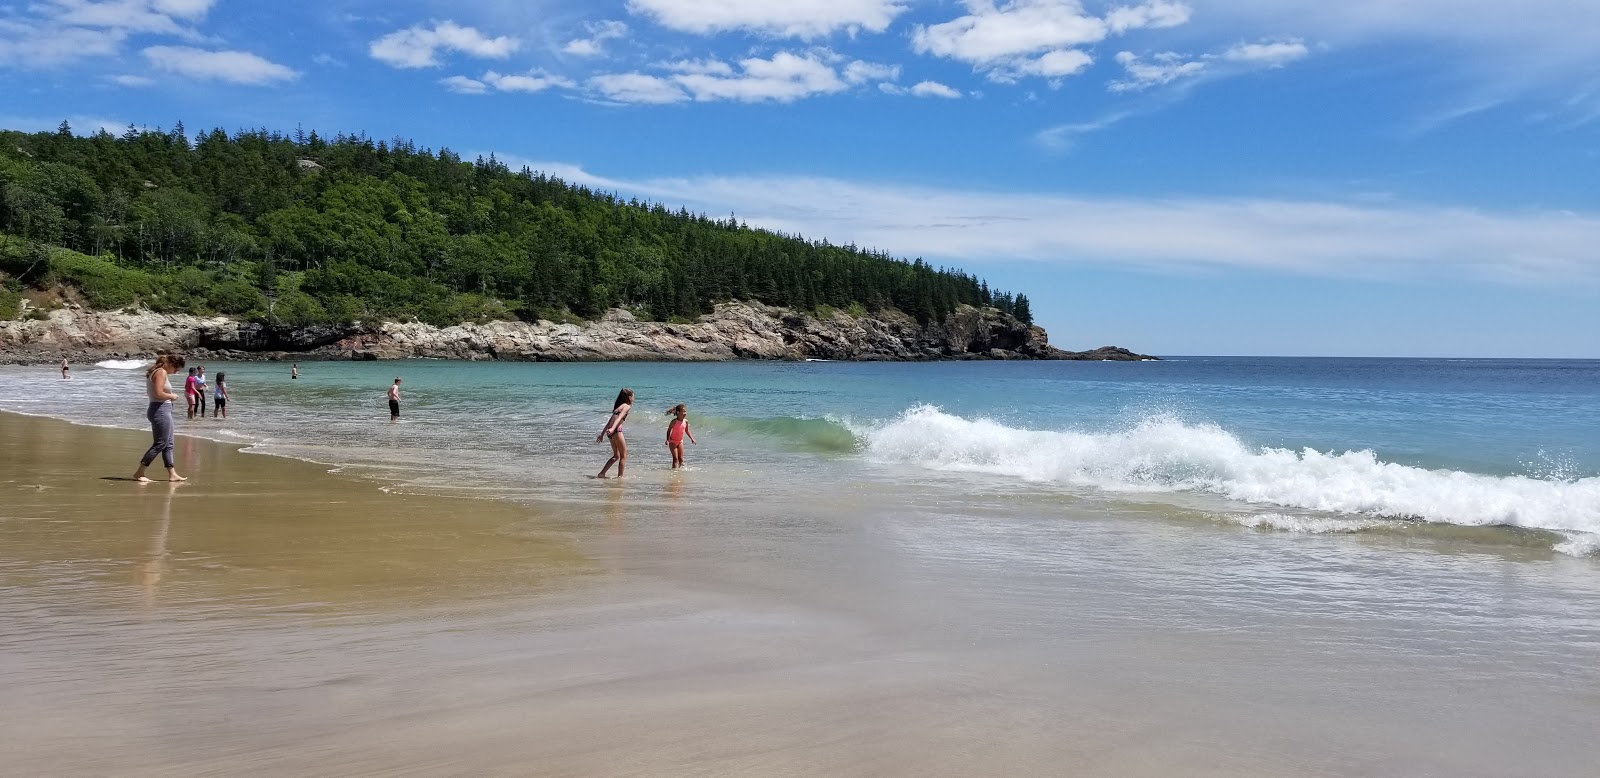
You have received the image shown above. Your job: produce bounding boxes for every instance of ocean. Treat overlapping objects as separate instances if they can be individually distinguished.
[6,357,1598,553]
[4,356,1600,773]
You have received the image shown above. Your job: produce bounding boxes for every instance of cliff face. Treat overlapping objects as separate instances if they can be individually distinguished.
[0,302,1154,363]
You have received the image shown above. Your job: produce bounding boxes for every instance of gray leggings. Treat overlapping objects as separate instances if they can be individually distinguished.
[141,401,175,469]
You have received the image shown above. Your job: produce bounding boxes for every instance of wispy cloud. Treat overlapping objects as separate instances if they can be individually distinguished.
[481,162,1600,286]
[625,0,908,39]
[142,45,298,85]
[369,20,519,69]
[562,20,628,57]
[590,50,894,104]
[912,0,1191,83]
[0,0,217,67]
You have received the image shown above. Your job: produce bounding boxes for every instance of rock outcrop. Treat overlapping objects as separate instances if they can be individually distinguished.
[1,302,1156,363]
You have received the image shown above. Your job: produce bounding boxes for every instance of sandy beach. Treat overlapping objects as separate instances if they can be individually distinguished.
[4,406,1600,776]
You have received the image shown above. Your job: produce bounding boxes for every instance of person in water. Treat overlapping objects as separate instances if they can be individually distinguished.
[194,366,208,419]
[291,363,299,380]
[133,354,187,483]
[595,388,634,478]
[388,377,402,421]
[212,371,229,419]
[60,357,70,380]
[665,403,697,469]
[183,367,199,419]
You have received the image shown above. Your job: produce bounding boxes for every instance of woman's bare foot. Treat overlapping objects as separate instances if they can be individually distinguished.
[134,475,152,483]
[168,472,187,482]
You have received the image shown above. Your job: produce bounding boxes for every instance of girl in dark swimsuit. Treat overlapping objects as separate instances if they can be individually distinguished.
[595,388,634,478]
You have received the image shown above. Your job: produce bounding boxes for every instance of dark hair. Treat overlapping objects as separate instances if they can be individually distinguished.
[613,388,634,409]
[216,371,225,382]
[187,367,197,375]
[148,353,186,377]
[669,403,686,415]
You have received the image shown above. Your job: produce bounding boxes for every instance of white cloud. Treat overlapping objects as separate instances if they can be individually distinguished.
[843,60,900,84]
[675,51,847,102]
[108,73,155,86]
[1220,39,1308,67]
[912,0,1192,82]
[1012,48,1094,79]
[369,21,519,69]
[0,20,125,66]
[625,0,908,38]
[481,70,575,93]
[909,80,963,98]
[1110,50,1204,92]
[563,20,628,57]
[50,0,213,36]
[590,72,689,104]
[594,51,874,104]
[475,163,1600,286]
[142,45,298,84]
[440,75,488,94]
[1106,0,1191,34]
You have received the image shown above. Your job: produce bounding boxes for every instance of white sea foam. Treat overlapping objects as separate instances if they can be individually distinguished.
[860,405,1600,537]
[1227,513,1394,534]
[94,359,147,370]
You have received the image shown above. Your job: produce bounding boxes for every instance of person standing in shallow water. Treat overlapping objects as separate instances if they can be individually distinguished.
[183,367,199,419]
[387,377,401,421]
[133,354,187,483]
[595,388,633,479]
[665,404,697,469]
[194,366,208,419]
[291,363,299,380]
[60,357,70,380]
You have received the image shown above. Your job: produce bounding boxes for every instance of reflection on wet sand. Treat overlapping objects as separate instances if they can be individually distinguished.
[138,482,178,609]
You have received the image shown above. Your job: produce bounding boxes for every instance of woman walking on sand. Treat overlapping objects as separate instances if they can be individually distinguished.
[133,354,187,483]
[595,388,634,479]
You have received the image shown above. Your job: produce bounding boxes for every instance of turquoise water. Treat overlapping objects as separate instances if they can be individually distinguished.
[4,357,1599,553]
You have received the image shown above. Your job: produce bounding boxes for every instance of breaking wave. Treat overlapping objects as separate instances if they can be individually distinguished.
[856,405,1600,546]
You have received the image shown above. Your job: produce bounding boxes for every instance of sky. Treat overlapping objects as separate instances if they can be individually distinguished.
[2,0,1598,357]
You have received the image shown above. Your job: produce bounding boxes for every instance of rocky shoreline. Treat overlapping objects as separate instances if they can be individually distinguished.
[0,302,1156,364]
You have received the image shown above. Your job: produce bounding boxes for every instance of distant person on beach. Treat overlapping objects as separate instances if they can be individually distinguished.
[388,378,401,421]
[291,363,299,380]
[194,367,208,419]
[60,357,70,380]
[595,388,634,479]
[212,372,229,419]
[133,354,187,482]
[184,367,199,419]
[665,404,697,469]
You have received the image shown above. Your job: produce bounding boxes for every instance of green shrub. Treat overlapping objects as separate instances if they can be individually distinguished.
[49,250,154,309]
[0,284,21,320]
[208,279,268,316]
[273,289,328,327]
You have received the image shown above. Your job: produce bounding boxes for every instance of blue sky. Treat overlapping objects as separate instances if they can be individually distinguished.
[3,0,1598,357]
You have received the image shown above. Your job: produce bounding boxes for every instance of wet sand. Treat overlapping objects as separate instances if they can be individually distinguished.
[4,412,1600,776]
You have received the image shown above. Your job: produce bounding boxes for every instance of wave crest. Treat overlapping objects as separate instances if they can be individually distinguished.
[94,359,148,370]
[860,405,1600,537]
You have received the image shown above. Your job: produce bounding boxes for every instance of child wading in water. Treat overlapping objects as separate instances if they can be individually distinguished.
[212,372,229,418]
[665,404,697,469]
[595,388,633,478]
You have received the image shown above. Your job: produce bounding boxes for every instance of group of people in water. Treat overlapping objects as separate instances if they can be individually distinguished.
[593,388,699,479]
[125,354,697,482]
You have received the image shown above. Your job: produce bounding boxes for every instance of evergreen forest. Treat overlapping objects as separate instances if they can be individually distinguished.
[0,122,1033,328]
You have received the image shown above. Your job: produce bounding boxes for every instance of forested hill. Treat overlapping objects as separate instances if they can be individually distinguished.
[0,122,1032,328]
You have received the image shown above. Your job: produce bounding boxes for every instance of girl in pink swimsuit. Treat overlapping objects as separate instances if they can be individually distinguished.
[665,404,697,469]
